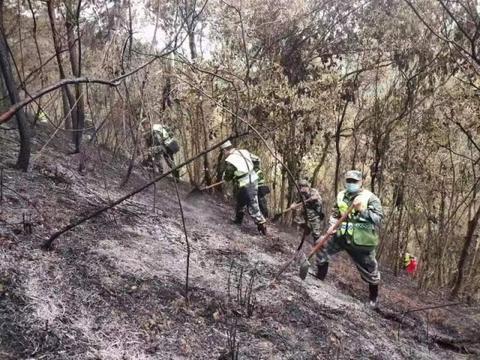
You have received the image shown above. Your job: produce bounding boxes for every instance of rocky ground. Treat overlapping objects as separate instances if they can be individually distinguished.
[0,125,479,359]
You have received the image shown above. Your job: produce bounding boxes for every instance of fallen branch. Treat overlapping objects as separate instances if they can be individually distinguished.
[403,302,462,314]
[0,77,117,124]
[395,302,464,341]
[42,133,247,250]
[432,333,480,355]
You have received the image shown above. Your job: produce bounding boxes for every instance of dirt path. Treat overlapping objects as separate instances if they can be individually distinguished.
[0,127,478,359]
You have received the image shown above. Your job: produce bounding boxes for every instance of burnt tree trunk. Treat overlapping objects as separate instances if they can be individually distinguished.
[0,1,30,171]
[47,0,77,132]
[185,0,197,61]
[199,103,212,185]
[451,204,480,298]
[311,134,331,188]
[334,100,349,194]
[65,0,85,153]
[0,70,7,112]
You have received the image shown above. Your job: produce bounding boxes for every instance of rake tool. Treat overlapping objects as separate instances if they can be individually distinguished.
[186,180,225,199]
[271,197,317,222]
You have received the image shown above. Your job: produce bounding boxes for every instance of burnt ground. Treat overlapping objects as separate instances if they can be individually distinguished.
[0,124,479,360]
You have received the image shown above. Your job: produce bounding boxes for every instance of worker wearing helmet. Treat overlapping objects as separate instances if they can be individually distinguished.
[141,119,180,178]
[220,140,267,235]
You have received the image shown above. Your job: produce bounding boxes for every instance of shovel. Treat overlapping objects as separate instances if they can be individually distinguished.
[299,205,354,280]
[186,180,224,199]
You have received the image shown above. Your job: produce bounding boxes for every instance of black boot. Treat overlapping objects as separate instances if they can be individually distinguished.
[257,222,267,236]
[316,262,329,280]
[232,213,244,225]
[368,284,379,308]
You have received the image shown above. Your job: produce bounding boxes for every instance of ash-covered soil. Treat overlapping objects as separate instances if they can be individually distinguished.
[0,125,479,359]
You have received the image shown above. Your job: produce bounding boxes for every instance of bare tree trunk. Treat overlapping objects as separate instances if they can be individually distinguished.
[27,0,43,73]
[285,121,299,208]
[65,0,85,153]
[451,203,480,298]
[15,0,25,80]
[47,0,77,132]
[0,1,30,171]
[190,112,202,185]
[200,103,212,185]
[311,134,331,188]
[0,65,7,112]
[272,147,278,211]
[393,205,404,276]
[27,0,48,123]
[334,101,349,194]
[279,168,286,220]
[370,137,382,194]
[188,29,196,60]
[186,1,197,60]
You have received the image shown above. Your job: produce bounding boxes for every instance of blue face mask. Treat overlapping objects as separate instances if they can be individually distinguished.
[346,183,361,193]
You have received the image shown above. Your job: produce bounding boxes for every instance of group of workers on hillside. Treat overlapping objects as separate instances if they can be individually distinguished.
[141,119,416,308]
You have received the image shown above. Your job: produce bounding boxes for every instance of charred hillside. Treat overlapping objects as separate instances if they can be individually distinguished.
[0,125,479,359]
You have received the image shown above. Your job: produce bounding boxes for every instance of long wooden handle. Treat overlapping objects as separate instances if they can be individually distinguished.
[273,196,320,219]
[290,196,317,210]
[306,205,354,260]
[279,207,294,215]
[201,180,224,191]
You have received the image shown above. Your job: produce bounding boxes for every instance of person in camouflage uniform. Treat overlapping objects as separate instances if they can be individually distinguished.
[290,179,324,243]
[316,170,383,308]
[142,119,179,178]
[253,159,270,218]
[221,140,267,235]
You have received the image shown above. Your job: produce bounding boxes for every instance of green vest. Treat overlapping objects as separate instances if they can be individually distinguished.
[336,189,379,247]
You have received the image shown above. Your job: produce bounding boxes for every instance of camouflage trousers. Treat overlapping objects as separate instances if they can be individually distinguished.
[306,210,323,241]
[295,209,323,242]
[150,151,179,179]
[316,235,381,285]
[235,182,266,225]
[258,193,269,218]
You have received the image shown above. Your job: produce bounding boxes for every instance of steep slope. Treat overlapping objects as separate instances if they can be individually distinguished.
[0,126,478,359]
